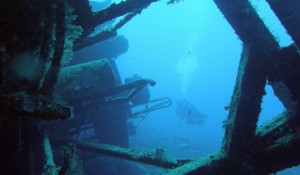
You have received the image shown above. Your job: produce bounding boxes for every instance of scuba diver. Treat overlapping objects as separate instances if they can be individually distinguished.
[176,99,207,126]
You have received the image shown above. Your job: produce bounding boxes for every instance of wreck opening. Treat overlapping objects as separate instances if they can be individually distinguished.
[1,0,300,174]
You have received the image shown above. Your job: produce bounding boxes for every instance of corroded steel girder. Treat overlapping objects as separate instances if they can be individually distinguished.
[266,0,300,48]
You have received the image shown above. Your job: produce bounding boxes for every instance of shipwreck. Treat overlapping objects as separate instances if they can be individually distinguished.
[0,0,300,174]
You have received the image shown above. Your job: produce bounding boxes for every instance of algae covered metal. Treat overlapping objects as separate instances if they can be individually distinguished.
[1,0,300,174]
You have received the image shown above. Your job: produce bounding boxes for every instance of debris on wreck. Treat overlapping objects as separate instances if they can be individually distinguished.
[51,136,189,169]
[55,59,156,108]
[0,91,72,120]
[1,0,300,174]
[0,0,163,174]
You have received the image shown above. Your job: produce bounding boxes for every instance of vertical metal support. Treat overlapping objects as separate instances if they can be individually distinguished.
[223,45,268,157]
[27,1,54,93]
[41,0,66,96]
[213,0,280,157]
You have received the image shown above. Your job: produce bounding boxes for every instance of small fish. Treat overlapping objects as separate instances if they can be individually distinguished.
[145,104,149,109]
[188,109,191,116]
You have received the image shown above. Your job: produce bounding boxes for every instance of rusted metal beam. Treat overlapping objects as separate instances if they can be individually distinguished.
[222,46,270,157]
[213,0,279,49]
[51,136,187,169]
[266,0,300,48]
[93,0,158,26]
[268,45,300,113]
[213,0,280,157]
[75,0,158,47]
[75,11,139,51]
[251,113,300,174]
[27,1,54,93]
[41,0,66,97]
[162,152,244,175]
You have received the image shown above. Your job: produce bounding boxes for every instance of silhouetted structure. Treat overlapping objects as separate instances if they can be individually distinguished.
[1,0,300,174]
[0,0,159,174]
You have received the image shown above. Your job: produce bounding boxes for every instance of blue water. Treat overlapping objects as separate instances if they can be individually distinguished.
[116,0,240,151]
[91,0,297,174]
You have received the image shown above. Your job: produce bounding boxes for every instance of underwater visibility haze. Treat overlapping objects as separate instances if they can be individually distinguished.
[116,0,288,155]
[1,0,300,174]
